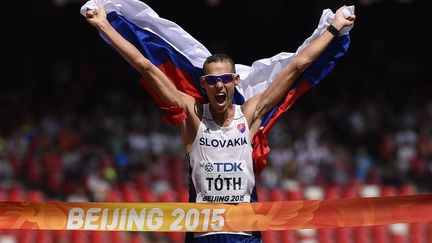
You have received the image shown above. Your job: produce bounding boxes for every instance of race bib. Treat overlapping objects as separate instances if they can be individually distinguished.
[197,161,249,203]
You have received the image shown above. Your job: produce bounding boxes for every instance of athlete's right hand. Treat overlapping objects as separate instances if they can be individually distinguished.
[85,7,109,29]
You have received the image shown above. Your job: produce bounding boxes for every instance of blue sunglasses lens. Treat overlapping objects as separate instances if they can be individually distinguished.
[203,74,235,85]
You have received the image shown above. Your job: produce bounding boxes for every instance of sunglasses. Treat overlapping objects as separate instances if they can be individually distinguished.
[201,73,239,85]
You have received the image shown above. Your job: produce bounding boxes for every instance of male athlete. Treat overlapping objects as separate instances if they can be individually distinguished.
[85,5,355,243]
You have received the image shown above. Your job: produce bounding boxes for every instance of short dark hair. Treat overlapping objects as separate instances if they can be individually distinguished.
[203,54,236,74]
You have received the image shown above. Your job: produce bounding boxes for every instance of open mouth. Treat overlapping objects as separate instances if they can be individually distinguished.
[215,93,227,104]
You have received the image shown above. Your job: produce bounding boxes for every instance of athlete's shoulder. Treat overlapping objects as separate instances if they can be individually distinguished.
[241,94,261,113]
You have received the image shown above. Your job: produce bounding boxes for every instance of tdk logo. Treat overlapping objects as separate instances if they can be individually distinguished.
[212,162,243,172]
[204,163,214,172]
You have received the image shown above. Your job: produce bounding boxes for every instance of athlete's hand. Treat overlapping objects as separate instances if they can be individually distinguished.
[332,6,356,30]
[85,7,109,30]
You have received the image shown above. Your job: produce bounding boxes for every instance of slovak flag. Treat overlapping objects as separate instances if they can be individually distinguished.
[80,0,354,174]
[237,123,246,134]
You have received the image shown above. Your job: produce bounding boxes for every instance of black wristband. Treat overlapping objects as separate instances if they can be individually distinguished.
[327,24,339,36]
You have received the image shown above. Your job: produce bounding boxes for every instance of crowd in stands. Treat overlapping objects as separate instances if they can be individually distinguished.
[1,92,432,199]
[1,92,432,242]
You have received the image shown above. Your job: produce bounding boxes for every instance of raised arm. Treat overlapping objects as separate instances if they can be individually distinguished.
[245,6,356,135]
[85,7,192,109]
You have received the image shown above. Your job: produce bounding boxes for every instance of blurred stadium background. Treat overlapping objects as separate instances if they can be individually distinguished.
[0,0,431,242]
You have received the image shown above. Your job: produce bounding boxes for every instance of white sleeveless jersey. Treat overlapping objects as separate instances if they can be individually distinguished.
[186,104,257,203]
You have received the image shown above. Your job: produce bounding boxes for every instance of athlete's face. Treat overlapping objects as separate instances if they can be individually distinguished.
[200,61,239,113]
